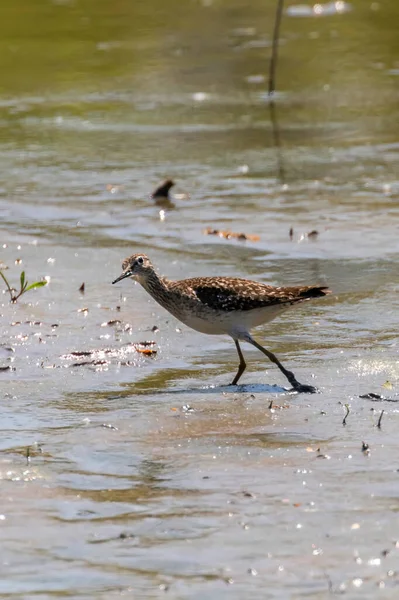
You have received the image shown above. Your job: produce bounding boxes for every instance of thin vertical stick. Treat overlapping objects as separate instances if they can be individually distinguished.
[268,0,285,97]
[269,100,285,181]
[268,0,286,181]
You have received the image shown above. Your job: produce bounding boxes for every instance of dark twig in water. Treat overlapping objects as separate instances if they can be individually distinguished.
[360,392,397,402]
[152,179,174,200]
[377,409,384,429]
[26,446,31,465]
[268,0,285,97]
[267,0,286,182]
[269,100,285,181]
[151,179,175,207]
[342,403,350,426]
[268,400,273,409]
[360,392,383,400]
[323,571,334,594]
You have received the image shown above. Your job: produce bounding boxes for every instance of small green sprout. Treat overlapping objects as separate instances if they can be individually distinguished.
[0,269,47,303]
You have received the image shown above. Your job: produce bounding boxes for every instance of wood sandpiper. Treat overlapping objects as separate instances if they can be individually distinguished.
[112,254,330,393]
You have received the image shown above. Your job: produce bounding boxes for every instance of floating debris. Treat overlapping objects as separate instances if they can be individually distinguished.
[60,341,157,366]
[317,450,331,459]
[297,229,320,243]
[119,532,135,540]
[382,380,393,390]
[242,491,255,498]
[106,184,124,194]
[136,347,157,356]
[64,350,92,357]
[203,227,260,242]
[79,282,85,293]
[26,443,43,465]
[70,360,108,368]
[0,345,14,354]
[360,392,398,402]
[101,320,122,327]
[362,441,370,456]
[289,227,294,240]
[360,392,383,400]
[88,531,135,544]
[152,179,175,206]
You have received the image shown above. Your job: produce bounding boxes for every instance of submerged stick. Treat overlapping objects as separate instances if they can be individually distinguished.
[268,0,285,97]
[377,409,384,429]
[342,404,350,426]
[267,0,286,181]
[269,100,285,181]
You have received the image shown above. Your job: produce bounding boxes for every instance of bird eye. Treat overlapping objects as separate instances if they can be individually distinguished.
[137,256,144,265]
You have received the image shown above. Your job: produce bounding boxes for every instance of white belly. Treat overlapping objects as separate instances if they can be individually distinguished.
[176,305,288,336]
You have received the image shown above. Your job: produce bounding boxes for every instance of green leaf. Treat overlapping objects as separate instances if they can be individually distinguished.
[24,281,47,292]
[0,269,13,294]
[20,271,25,290]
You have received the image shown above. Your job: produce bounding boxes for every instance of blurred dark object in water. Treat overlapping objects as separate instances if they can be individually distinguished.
[79,282,85,293]
[360,392,398,402]
[106,184,124,194]
[307,230,319,239]
[152,179,175,207]
[203,227,260,242]
[361,441,370,455]
[61,341,157,366]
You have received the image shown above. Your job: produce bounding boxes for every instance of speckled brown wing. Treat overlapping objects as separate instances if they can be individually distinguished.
[170,277,330,312]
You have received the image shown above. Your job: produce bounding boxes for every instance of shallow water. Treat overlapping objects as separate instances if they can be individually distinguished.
[1,0,399,597]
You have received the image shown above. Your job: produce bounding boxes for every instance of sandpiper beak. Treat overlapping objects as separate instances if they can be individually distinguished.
[112,270,131,284]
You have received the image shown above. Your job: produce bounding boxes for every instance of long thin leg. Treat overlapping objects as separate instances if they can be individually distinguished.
[247,337,317,394]
[231,339,246,385]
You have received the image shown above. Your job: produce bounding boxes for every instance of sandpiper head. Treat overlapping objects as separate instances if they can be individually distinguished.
[112,253,153,284]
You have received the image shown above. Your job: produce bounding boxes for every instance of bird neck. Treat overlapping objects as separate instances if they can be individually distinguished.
[138,270,171,306]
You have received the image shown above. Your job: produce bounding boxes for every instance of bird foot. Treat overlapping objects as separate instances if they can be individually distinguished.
[289,382,319,394]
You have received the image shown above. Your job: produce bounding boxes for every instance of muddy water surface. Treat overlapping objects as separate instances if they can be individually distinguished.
[1,0,399,598]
